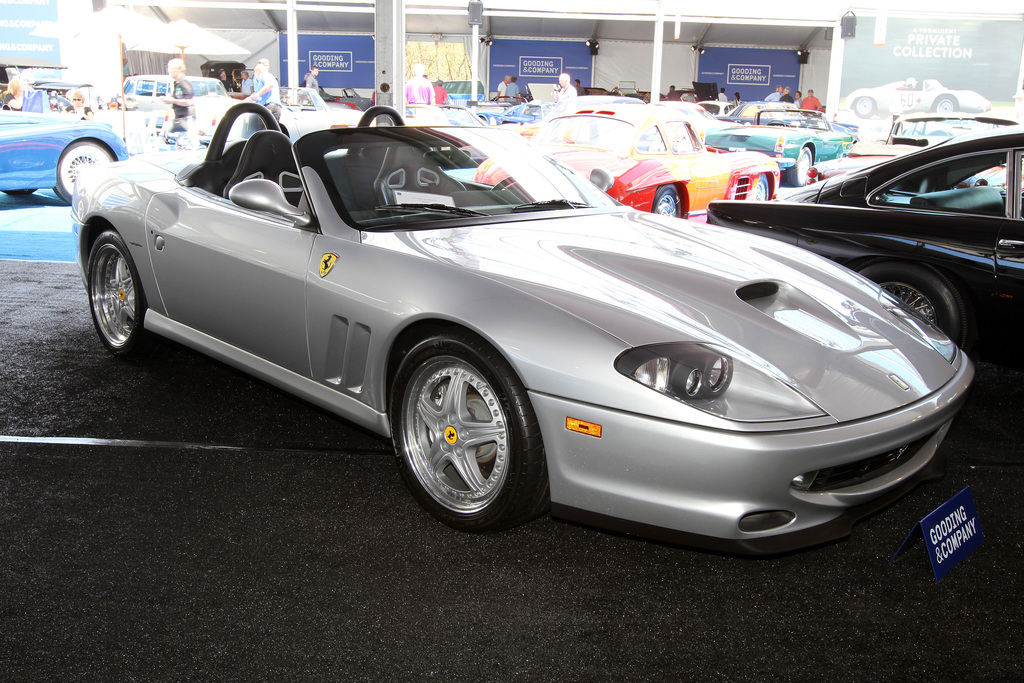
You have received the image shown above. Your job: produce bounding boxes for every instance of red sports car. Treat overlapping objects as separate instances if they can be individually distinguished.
[533,104,779,219]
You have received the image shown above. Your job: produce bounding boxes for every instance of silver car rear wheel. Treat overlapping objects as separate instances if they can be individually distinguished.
[391,331,548,531]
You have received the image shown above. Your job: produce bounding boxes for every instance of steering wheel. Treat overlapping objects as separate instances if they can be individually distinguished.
[358,105,406,127]
[205,101,281,164]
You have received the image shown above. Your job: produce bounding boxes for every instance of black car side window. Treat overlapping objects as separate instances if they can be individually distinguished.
[873,151,1008,217]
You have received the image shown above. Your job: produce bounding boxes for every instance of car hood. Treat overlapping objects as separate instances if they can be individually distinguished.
[374,210,959,421]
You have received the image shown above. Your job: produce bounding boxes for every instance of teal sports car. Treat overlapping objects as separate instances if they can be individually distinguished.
[704,108,856,186]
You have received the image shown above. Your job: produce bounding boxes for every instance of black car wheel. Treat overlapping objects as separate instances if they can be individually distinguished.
[87,231,152,358]
[859,261,974,351]
[390,330,549,532]
[653,185,683,217]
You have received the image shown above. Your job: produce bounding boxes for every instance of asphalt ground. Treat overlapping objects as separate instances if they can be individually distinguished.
[1,222,1023,679]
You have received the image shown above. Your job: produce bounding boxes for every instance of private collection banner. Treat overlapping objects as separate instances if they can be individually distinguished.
[840,16,1024,107]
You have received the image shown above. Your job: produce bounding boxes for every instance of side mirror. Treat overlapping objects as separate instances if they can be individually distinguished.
[589,167,614,192]
[228,178,312,227]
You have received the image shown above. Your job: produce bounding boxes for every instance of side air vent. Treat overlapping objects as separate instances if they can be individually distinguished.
[736,280,780,304]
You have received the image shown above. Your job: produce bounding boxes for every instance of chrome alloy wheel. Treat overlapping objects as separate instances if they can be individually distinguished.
[400,356,510,514]
[90,243,139,348]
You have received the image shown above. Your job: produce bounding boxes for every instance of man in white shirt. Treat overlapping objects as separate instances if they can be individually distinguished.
[765,85,783,102]
[554,73,577,103]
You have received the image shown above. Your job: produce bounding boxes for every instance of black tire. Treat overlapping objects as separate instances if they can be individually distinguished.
[652,185,683,218]
[390,330,549,532]
[785,146,814,187]
[859,261,975,350]
[54,141,115,203]
[87,231,153,358]
[748,173,770,202]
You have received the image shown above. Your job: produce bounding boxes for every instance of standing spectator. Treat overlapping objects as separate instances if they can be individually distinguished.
[664,85,682,101]
[249,58,282,121]
[554,73,577,103]
[765,85,783,102]
[433,80,448,105]
[1014,82,1024,123]
[304,66,319,90]
[404,63,434,104]
[163,58,195,148]
[122,58,131,80]
[574,79,585,96]
[718,87,728,102]
[780,87,794,103]
[496,74,511,101]
[239,70,253,96]
[801,89,821,111]
[794,90,803,107]
[505,76,520,102]
[218,69,232,92]
[733,92,741,107]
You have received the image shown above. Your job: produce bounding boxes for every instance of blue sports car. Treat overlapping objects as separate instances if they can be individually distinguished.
[0,112,129,203]
[478,101,553,126]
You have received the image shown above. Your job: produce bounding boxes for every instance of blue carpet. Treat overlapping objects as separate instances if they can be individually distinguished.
[0,189,76,263]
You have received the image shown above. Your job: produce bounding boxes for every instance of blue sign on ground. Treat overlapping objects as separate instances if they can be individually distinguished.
[891,486,984,581]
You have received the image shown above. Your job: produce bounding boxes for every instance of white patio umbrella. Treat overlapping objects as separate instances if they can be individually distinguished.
[32,7,172,140]
[143,20,247,61]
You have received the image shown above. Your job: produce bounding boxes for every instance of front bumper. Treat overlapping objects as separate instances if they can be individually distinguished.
[534,355,973,555]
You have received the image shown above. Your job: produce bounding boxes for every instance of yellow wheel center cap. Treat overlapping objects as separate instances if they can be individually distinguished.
[118,289,126,301]
[445,426,458,444]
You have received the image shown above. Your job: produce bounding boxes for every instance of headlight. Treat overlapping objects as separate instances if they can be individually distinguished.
[615,343,826,422]
[877,290,957,364]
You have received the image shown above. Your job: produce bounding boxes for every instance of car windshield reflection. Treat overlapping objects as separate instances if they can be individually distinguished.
[294,126,619,228]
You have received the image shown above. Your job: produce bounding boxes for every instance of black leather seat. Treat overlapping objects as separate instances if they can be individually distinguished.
[376,144,463,204]
[223,130,303,206]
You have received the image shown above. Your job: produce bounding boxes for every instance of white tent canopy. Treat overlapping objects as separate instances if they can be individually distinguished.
[46,0,1024,106]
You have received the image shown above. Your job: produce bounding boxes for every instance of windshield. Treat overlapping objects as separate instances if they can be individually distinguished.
[295,126,619,229]
[533,116,637,153]
[757,109,828,130]
[892,118,1012,143]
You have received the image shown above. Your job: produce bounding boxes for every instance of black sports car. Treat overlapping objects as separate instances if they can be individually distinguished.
[707,127,1024,359]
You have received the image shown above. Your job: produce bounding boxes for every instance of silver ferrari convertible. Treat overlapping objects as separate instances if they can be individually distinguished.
[72,103,974,554]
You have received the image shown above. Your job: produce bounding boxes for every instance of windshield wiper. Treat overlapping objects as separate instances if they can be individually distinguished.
[511,199,589,212]
[375,203,487,217]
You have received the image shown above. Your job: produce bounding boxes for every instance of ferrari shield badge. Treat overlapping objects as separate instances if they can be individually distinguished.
[319,253,339,278]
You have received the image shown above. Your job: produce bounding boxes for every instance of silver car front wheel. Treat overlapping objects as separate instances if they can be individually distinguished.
[391,331,548,531]
[88,231,151,358]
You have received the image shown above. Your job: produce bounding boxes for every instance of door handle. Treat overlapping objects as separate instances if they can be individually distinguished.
[998,239,1024,249]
